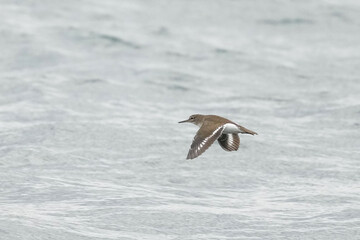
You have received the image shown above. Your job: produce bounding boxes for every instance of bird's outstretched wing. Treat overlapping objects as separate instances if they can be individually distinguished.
[218,133,240,151]
[186,125,225,160]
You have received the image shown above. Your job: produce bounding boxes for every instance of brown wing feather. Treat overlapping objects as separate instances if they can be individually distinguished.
[186,125,225,160]
[218,133,240,151]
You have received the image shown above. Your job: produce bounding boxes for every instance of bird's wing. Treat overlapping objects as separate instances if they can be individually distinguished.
[218,133,240,151]
[186,124,225,160]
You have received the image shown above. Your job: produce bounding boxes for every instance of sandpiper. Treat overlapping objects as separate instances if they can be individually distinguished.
[179,114,257,159]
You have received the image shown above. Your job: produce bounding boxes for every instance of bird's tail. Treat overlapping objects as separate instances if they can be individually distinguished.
[238,126,257,135]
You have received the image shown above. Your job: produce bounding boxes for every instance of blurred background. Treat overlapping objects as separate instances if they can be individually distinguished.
[0,0,359,239]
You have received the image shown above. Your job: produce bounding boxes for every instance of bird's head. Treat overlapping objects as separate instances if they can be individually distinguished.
[178,114,204,126]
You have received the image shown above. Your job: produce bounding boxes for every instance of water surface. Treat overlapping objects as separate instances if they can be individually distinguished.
[0,0,360,239]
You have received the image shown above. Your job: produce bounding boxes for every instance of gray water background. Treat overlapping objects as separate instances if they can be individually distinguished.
[0,0,360,239]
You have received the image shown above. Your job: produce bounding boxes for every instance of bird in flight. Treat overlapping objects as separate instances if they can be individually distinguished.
[179,114,257,159]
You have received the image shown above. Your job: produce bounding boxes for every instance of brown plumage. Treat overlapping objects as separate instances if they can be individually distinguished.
[179,114,257,160]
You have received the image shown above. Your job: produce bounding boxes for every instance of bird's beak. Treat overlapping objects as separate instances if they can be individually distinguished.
[178,119,189,123]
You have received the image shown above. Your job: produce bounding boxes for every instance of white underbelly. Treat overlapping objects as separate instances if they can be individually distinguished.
[222,123,241,134]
